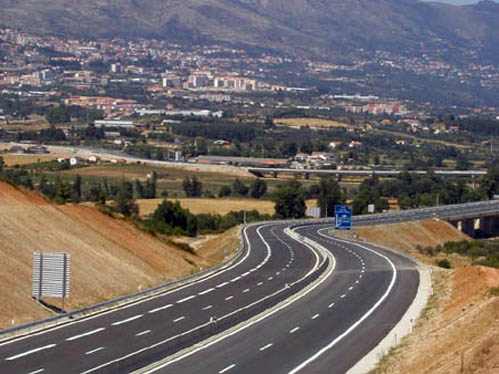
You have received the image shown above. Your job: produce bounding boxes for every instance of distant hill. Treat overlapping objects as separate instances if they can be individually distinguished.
[0,0,498,62]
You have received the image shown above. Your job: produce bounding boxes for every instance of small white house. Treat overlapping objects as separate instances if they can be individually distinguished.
[69,157,84,166]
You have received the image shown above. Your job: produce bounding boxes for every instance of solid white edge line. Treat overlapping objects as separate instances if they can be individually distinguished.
[286,230,398,374]
[5,344,56,361]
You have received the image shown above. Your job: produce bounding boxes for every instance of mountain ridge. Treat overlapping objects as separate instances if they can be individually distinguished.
[0,0,497,62]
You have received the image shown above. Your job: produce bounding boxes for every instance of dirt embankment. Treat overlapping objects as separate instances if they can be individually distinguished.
[0,181,218,329]
[358,220,499,374]
[356,219,472,268]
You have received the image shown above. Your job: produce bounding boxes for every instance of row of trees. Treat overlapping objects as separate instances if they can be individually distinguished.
[273,178,344,219]
[218,179,267,199]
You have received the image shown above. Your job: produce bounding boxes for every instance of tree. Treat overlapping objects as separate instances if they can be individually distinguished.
[114,180,138,217]
[144,172,157,198]
[54,177,71,204]
[316,178,344,218]
[38,175,56,199]
[274,180,306,219]
[182,177,203,197]
[46,106,70,125]
[218,185,232,197]
[73,175,82,202]
[149,200,198,237]
[250,179,267,199]
[135,179,145,198]
[456,153,471,170]
[232,178,249,196]
[87,184,106,205]
[480,163,499,199]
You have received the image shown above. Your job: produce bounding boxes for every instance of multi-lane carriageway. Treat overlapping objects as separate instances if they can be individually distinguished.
[3,199,499,374]
[0,217,421,374]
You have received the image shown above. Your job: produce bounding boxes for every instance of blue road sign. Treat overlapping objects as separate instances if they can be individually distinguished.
[335,205,352,230]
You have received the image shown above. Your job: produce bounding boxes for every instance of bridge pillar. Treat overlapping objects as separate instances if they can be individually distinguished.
[304,173,310,180]
[478,216,499,237]
[461,219,476,237]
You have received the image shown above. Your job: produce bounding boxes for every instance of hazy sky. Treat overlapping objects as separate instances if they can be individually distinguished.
[425,0,484,4]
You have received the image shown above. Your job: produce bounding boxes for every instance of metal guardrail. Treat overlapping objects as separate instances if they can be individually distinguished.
[0,226,248,341]
[2,200,497,341]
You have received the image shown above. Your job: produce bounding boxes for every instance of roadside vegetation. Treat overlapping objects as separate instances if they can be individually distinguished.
[421,240,499,269]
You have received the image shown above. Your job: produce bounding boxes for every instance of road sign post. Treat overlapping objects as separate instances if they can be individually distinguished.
[32,252,70,313]
[334,205,352,231]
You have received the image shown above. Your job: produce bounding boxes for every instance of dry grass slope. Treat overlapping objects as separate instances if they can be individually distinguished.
[0,182,210,329]
[356,219,499,374]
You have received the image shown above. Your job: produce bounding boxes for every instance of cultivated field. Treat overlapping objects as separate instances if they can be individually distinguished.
[274,117,350,129]
[137,198,276,216]
[62,163,259,196]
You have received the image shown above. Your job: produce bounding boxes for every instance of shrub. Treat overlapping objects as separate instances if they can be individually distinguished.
[437,259,451,269]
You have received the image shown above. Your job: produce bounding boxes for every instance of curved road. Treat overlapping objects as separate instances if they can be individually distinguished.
[147,224,418,374]
[0,223,322,374]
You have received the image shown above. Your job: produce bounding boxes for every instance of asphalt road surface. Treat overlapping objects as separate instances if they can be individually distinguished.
[146,224,418,374]
[2,200,497,374]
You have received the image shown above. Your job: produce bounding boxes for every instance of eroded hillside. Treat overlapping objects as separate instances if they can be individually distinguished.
[0,181,210,328]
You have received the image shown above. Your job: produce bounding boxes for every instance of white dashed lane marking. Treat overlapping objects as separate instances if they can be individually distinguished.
[148,304,173,314]
[111,314,143,326]
[219,364,236,373]
[259,343,273,351]
[198,288,214,295]
[66,328,105,341]
[177,295,196,304]
[85,347,105,355]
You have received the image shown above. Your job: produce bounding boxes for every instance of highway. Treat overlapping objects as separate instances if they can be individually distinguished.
[0,224,323,373]
[1,200,497,373]
[0,142,487,179]
[141,225,418,374]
